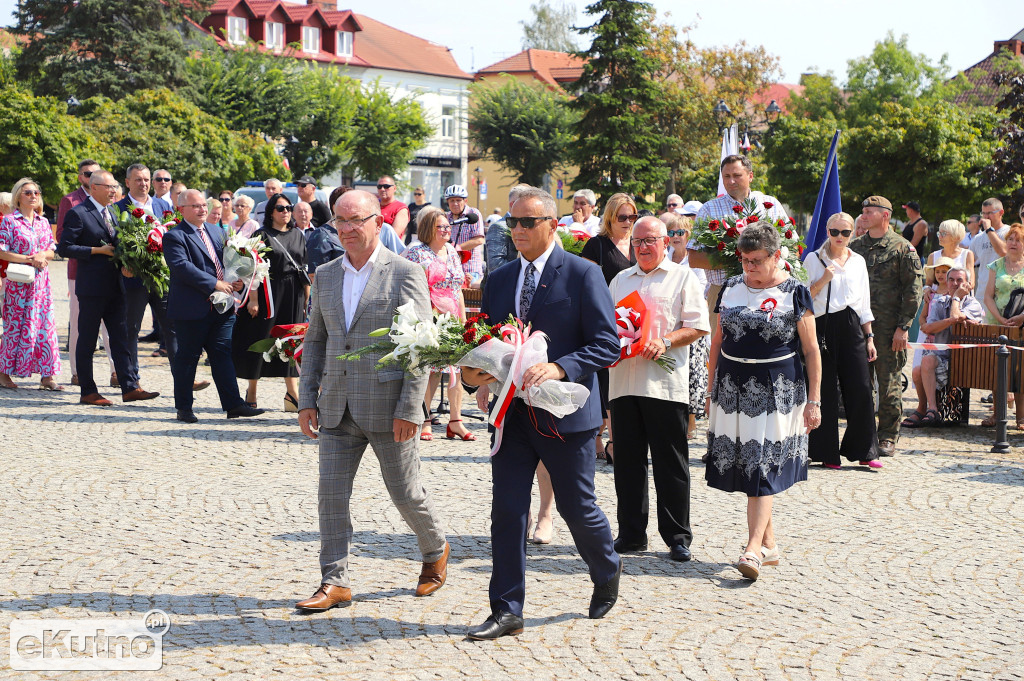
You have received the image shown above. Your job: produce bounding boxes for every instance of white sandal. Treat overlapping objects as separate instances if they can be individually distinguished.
[737,552,762,580]
[761,545,781,566]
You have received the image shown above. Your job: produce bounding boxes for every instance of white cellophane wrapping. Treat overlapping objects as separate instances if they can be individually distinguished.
[209,248,270,314]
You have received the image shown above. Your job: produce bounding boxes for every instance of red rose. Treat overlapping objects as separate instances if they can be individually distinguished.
[146,214,156,224]
[462,329,476,343]
[490,324,501,336]
[732,205,744,214]
[789,217,796,225]
[777,219,786,227]
[130,207,145,218]
[479,334,492,343]
[709,220,720,231]
[746,215,758,224]
[716,242,726,251]
[477,313,488,320]
[763,201,774,209]
[785,230,793,239]
[797,244,804,255]
[163,210,175,218]
[725,226,738,238]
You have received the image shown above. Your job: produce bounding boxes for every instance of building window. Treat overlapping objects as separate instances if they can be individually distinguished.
[265,21,283,51]
[302,26,320,53]
[441,105,455,139]
[336,30,353,57]
[227,16,248,46]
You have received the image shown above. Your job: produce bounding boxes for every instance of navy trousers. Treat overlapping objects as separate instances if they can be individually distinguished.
[171,308,243,412]
[75,294,138,396]
[126,286,176,374]
[489,403,619,617]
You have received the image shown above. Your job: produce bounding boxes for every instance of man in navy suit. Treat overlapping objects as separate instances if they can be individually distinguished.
[57,171,160,406]
[162,189,263,423]
[462,187,622,640]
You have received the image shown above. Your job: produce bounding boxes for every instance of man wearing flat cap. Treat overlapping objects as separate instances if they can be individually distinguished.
[296,176,332,228]
[850,195,923,457]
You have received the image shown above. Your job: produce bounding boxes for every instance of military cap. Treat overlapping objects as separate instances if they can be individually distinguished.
[862,196,892,210]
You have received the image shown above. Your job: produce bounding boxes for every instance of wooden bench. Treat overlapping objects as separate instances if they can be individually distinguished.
[945,323,1024,424]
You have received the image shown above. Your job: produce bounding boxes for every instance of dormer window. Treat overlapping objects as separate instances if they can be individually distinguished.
[227,16,248,46]
[265,21,284,51]
[302,26,320,54]
[336,30,353,57]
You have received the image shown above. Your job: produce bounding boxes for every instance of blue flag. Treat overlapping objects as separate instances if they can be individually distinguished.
[802,130,842,260]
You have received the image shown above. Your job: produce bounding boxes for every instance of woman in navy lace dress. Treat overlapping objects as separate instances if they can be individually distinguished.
[705,223,821,581]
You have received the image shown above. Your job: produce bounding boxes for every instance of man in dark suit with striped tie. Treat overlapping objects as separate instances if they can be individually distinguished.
[462,187,622,639]
[162,189,263,423]
[57,170,159,406]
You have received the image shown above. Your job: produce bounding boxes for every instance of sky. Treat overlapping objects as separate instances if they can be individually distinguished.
[1,0,1020,83]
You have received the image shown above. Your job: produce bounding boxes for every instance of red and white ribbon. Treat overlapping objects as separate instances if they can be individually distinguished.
[909,341,1024,351]
[487,321,534,457]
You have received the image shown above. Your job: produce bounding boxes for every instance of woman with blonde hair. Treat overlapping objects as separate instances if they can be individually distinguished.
[0,179,62,390]
[580,192,638,464]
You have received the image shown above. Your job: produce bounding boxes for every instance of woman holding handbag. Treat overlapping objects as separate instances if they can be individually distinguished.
[804,212,881,469]
[0,178,63,390]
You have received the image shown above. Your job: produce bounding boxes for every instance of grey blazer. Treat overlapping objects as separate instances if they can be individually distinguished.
[299,246,430,432]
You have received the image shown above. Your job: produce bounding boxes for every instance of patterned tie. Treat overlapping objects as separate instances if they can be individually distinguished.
[196,224,225,280]
[520,261,536,318]
[102,208,115,238]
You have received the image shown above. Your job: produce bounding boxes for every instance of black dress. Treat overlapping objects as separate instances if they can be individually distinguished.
[232,226,307,379]
[580,235,636,412]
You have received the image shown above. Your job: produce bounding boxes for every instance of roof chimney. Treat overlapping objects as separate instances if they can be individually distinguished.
[307,0,337,10]
[994,39,1023,56]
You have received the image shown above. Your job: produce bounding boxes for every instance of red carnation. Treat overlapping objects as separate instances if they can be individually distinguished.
[163,210,175,218]
[709,220,720,231]
[130,207,145,218]
[490,324,502,336]
[716,242,726,251]
[798,244,804,255]
[146,214,156,224]
[479,334,492,343]
[476,313,488,320]
[785,229,793,239]
[725,226,738,238]
[462,329,477,343]
[746,215,758,224]
[789,217,796,225]
[763,201,774,209]
[732,205,744,214]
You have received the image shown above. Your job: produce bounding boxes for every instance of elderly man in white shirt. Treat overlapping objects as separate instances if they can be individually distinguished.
[557,189,601,237]
[607,216,710,563]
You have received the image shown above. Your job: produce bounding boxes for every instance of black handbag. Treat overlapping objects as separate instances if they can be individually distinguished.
[1003,287,1024,320]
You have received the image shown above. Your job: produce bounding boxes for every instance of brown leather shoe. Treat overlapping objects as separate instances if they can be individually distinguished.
[415,541,449,597]
[296,584,351,611]
[71,375,80,386]
[122,388,160,402]
[109,372,120,388]
[193,380,211,392]
[80,392,113,406]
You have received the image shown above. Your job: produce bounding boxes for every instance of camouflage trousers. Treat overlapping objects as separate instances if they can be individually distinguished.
[869,341,908,443]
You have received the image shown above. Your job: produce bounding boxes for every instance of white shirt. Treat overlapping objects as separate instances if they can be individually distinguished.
[129,194,154,214]
[607,257,711,405]
[341,240,384,331]
[557,214,601,237]
[514,238,558,317]
[970,224,1010,296]
[803,247,875,324]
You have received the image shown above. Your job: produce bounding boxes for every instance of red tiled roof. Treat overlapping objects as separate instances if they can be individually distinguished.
[953,46,1024,106]
[348,13,471,80]
[476,49,586,88]
[751,83,805,114]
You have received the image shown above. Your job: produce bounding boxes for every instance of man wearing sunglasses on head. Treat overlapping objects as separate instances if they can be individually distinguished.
[462,187,622,639]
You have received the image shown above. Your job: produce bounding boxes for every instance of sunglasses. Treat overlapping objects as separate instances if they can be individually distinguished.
[377,184,394,190]
[22,190,42,196]
[82,170,94,178]
[296,182,311,188]
[414,192,424,196]
[616,214,639,223]
[219,197,232,202]
[273,205,293,212]
[828,228,853,237]
[507,216,554,229]
[667,229,689,237]
[154,177,171,182]
[666,203,680,208]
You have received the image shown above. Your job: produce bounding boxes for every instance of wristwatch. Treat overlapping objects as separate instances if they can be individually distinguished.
[898,324,910,332]
[865,333,875,338]
[987,227,995,233]
[662,337,673,350]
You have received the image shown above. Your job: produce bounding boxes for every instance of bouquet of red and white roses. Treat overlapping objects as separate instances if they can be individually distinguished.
[690,198,807,281]
[210,229,272,316]
[559,229,591,256]
[110,206,176,297]
[248,323,307,369]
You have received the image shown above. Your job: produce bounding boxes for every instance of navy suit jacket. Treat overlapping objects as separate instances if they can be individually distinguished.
[481,244,620,434]
[57,199,124,298]
[114,196,173,290]
[163,220,227,321]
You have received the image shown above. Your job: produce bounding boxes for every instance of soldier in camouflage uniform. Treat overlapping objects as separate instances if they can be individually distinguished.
[849,196,923,457]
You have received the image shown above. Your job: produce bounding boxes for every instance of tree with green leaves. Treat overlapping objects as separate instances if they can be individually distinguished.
[469,77,577,186]
[14,0,209,101]
[568,0,669,207]
[337,83,434,183]
[282,69,360,179]
[521,0,578,52]
[79,88,287,191]
[0,91,109,205]
[762,116,839,218]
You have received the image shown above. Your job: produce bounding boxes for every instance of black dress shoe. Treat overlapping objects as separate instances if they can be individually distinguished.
[613,537,648,553]
[138,331,160,343]
[227,404,265,419]
[176,410,198,423]
[467,611,524,640]
[669,544,692,562]
[589,559,622,619]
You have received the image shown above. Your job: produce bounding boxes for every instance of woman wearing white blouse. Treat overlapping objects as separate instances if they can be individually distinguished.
[805,213,883,469]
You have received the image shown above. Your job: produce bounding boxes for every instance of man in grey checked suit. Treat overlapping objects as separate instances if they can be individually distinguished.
[296,190,449,611]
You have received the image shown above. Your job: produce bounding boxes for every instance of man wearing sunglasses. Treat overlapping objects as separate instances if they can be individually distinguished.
[462,187,622,639]
[152,169,173,205]
[376,176,410,240]
[296,175,331,228]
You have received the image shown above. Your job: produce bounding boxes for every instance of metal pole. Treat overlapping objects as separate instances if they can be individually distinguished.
[992,334,1011,453]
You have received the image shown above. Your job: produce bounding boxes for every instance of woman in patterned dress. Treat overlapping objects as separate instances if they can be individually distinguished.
[705,223,821,580]
[0,178,63,390]
[403,206,476,442]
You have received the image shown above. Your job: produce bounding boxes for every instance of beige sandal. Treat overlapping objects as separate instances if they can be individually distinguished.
[737,552,762,580]
[761,545,781,566]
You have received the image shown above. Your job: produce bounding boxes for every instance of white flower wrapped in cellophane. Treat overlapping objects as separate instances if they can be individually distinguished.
[210,230,272,314]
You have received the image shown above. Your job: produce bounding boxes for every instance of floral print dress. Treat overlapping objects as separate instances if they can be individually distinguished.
[706,275,811,496]
[0,210,61,377]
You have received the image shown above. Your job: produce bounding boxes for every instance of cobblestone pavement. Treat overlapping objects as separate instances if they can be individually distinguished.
[2,262,1024,680]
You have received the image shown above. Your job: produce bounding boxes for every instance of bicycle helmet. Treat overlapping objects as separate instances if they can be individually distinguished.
[443,184,468,200]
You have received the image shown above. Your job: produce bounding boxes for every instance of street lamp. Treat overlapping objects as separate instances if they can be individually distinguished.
[712,99,732,133]
[765,99,782,124]
[474,166,481,212]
